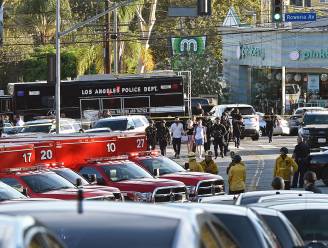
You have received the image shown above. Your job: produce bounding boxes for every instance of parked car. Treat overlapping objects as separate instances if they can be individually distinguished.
[18,118,81,135]
[0,169,114,200]
[128,152,225,201]
[0,180,28,202]
[299,111,328,149]
[234,190,312,206]
[251,207,304,248]
[209,104,260,140]
[0,201,240,248]
[257,193,328,204]
[308,150,328,185]
[170,203,281,248]
[257,112,290,136]
[288,107,326,135]
[198,195,238,205]
[0,214,65,248]
[258,202,328,247]
[78,158,188,203]
[50,166,123,201]
[92,115,149,133]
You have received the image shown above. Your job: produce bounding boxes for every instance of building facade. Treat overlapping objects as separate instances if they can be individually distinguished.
[223,28,328,113]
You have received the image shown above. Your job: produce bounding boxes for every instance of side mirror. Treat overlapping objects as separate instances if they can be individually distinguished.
[153,168,160,178]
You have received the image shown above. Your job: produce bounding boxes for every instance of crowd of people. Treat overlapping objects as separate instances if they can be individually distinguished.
[0,114,25,136]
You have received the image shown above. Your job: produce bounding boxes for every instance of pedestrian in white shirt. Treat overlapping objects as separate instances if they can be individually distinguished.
[170,117,184,158]
[193,119,206,159]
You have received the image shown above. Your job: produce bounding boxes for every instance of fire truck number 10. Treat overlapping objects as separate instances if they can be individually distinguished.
[107,143,116,153]
[23,153,33,163]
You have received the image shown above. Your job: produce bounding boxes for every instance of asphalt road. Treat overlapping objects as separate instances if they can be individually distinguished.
[165,135,328,194]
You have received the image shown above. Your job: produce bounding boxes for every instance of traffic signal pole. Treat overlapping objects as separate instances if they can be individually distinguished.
[55,0,133,134]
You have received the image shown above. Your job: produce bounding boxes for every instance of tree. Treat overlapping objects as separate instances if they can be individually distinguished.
[16,0,72,44]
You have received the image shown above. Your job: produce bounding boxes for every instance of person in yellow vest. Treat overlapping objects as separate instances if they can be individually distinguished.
[274,147,298,190]
[228,155,246,195]
[200,151,218,175]
[187,152,204,172]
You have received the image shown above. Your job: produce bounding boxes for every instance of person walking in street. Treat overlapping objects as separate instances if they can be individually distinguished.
[221,112,231,154]
[186,118,195,154]
[157,120,170,156]
[187,152,204,172]
[231,108,243,148]
[304,171,322,193]
[203,115,212,152]
[145,120,157,150]
[200,151,218,175]
[273,147,298,190]
[228,155,246,195]
[211,117,227,159]
[193,119,206,159]
[170,117,184,159]
[271,176,285,190]
[292,137,310,188]
[264,109,277,143]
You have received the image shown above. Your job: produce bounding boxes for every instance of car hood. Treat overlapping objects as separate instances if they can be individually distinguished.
[161,172,223,185]
[82,185,121,193]
[41,188,111,199]
[304,124,328,129]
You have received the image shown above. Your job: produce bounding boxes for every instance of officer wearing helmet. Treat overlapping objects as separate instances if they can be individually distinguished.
[271,176,285,190]
[228,154,246,195]
[200,150,218,175]
[304,171,322,193]
[186,152,204,172]
[273,147,298,190]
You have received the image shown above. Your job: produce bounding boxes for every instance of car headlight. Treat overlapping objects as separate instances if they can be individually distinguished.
[133,192,153,202]
[186,186,196,195]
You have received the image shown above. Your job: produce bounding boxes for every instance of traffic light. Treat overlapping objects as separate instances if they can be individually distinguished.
[0,0,3,47]
[272,0,283,23]
[197,0,211,16]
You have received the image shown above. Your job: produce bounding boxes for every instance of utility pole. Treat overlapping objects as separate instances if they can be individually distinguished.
[104,0,111,74]
[55,0,61,134]
[113,8,118,74]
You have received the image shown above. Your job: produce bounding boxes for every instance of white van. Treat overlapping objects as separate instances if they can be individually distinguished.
[210,104,260,141]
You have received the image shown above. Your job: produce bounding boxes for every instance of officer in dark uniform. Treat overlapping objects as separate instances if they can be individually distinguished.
[221,112,231,155]
[211,117,227,159]
[145,120,157,150]
[232,108,243,148]
[292,136,310,188]
[304,171,322,193]
[264,109,277,143]
[157,120,170,156]
[203,115,213,152]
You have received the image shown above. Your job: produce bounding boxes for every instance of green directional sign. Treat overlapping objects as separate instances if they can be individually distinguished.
[171,36,207,55]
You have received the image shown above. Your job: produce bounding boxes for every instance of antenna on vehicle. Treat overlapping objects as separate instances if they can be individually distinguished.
[77,179,84,214]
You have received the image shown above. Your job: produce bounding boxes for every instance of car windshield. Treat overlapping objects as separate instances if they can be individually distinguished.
[94,119,128,131]
[303,114,328,125]
[140,157,185,176]
[0,182,26,200]
[53,168,90,186]
[20,123,52,133]
[101,162,153,182]
[19,211,179,248]
[21,173,75,193]
[283,210,328,242]
[214,214,262,247]
[226,107,255,115]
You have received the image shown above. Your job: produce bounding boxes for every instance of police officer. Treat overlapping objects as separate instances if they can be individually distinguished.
[157,120,170,156]
[264,109,276,143]
[232,108,243,148]
[221,112,231,155]
[271,176,285,190]
[202,115,213,152]
[228,155,246,195]
[145,120,157,150]
[187,152,204,172]
[273,147,298,190]
[292,136,310,188]
[304,171,322,193]
[211,117,227,159]
[200,151,218,175]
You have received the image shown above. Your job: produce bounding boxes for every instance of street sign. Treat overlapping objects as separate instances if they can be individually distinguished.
[285,12,316,22]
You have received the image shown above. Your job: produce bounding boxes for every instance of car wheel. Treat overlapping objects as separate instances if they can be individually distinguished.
[252,133,260,141]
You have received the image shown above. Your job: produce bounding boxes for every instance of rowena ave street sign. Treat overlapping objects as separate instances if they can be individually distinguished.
[285,12,316,22]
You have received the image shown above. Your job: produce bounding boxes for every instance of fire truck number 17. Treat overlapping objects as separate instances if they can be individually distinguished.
[23,153,33,163]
